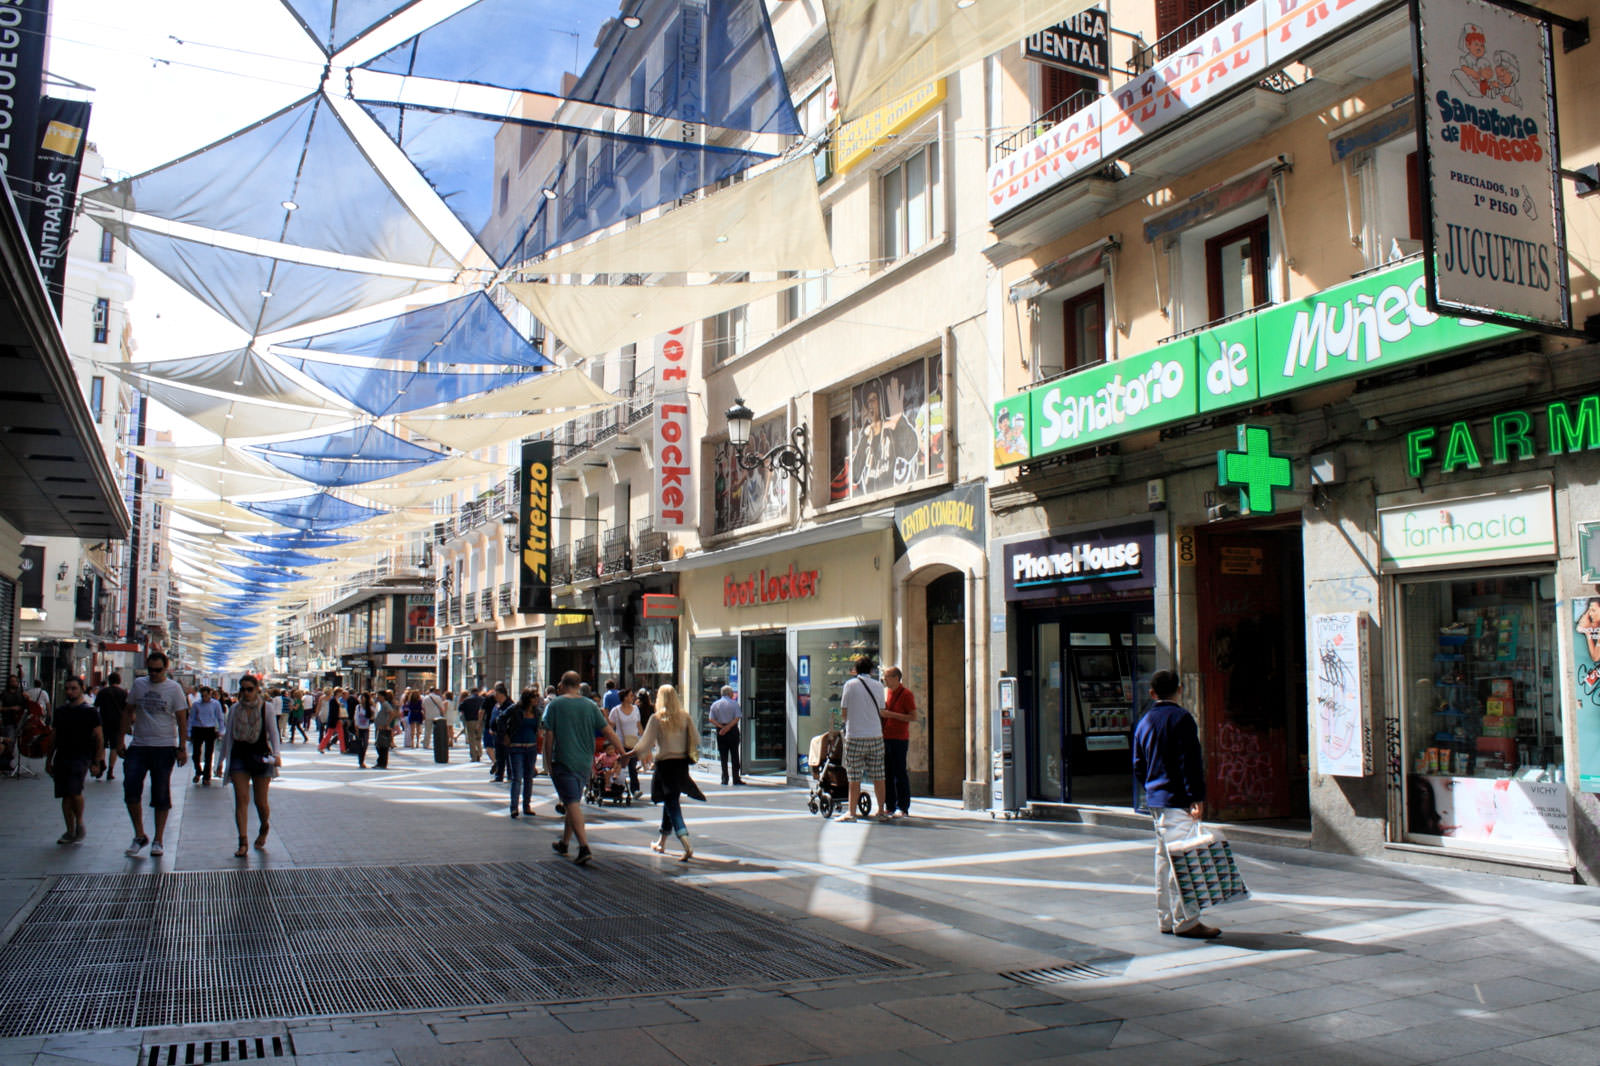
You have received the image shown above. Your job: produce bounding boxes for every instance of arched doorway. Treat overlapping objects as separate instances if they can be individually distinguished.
[924,572,966,797]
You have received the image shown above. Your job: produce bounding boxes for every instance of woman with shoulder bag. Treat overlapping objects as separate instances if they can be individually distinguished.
[626,684,704,861]
[373,690,398,769]
[216,676,281,858]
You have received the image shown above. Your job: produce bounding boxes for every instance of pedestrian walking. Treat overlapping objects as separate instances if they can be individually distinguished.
[626,684,703,861]
[505,688,542,818]
[601,679,621,713]
[607,687,643,796]
[881,665,918,820]
[46,677,103,844]
[839,656,890,824]
[268,687,287,742]
[1132,669,1220,939]
[119,651,189,858]
[708,685,744,786]
[352,692,373,769]
[458,686,485,762]
[318,688,346,753]
[541,671,625,866]
[404,688,425,749]
[287,690,309,744]
[485,683,513,782]
[373,691,398,769]
[215,675,280,858]
[93,672,126,781]
[188,686,224,785]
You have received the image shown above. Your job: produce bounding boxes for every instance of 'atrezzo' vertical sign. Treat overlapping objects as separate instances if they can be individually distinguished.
[517,439,553,614]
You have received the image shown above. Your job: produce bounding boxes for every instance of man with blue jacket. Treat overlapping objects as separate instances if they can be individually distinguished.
[1132,669,1219,940]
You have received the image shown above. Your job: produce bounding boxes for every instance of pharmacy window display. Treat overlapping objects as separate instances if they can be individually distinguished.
[1399,572,1567,857]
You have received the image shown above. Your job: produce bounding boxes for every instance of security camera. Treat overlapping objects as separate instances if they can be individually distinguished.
[1206,503,1239,523]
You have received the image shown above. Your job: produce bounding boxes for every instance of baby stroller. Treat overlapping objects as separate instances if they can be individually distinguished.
[805,730,872,818]
[583,746,633,807]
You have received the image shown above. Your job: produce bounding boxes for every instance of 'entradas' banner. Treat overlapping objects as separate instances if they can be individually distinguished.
[0,0,51,219]
[517,439,553,614]
[993,260,1520,467]
[1414,0,1568,329]
[28,97,90,316]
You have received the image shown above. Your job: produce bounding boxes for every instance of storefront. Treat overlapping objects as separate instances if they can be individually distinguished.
[545,598,597,689]
[381,652,437,696]
[676,526,894,779]
[1001,520,1162,807]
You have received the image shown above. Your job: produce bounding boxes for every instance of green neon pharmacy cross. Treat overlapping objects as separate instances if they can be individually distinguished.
[1217,424,1293,514]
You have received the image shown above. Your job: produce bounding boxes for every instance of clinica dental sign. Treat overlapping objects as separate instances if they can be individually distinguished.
[1414,0,1569,329]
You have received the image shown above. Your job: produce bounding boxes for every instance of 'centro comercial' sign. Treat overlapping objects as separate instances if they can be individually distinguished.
[992,260,1519,467]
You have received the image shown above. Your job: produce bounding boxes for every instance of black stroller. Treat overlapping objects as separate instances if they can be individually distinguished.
[805,730,872,818]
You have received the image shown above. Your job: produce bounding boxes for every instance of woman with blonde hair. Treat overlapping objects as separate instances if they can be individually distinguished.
[215,676,280,858]
[627,684,704,861]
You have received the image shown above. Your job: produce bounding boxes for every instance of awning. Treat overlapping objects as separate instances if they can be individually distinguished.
[664,513,895,571]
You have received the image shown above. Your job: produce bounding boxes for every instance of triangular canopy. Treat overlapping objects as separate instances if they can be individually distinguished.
[282,357,539,416]
[167,462,306,498]
[395,409,596,454]
[101,220,441,337]
[272,292,547,367]
[237,492,387,530]
[251,424,446,463]
[220,565,309,584]
[352,478,485,508]
[524,157,833,276]
[123,349,343,410]
[109,367,357,439]
[84,95,456,271]
[398,366,618,418]
[278,0,418,56]
[361,0,800,137]
[242,530,359,549]
[129,442,292,479]
[233,547,336,568]
[506,278,796,358]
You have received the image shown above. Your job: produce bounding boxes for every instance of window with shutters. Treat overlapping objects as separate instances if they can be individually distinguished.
[1039,66,1098,123]
[1153,0,1244,59]
[1205,217,1270,322]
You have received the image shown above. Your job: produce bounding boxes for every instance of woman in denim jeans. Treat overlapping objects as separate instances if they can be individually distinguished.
[504,688,542,818]
[627,685,704,861]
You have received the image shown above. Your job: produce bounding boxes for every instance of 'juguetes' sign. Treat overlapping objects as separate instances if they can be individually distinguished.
[1413,0,1569,329]
[994,260,1519,467]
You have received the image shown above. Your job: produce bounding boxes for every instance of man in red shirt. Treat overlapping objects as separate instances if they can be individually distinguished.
[881,665,918,820]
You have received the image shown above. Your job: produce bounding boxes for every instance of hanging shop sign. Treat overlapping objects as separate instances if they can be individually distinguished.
[1022,10,1110,78]
[1311,611,1373,777]
[27,97,90,316]
[894,480,986,553]
[384,652,435,667]
[1405,394,1600,478]
[1413,0,1569,330]
[834,80,945,174]
[1217,425,1293,515]
[1003,522,1155,602]
[516,439,553,614]
[987,0,1393,220]
[722,563,820,608]
[1376,486,1555,571]
[1572,598,1600,794]
[0,0,50,222]
[994,260,1519,467]
[652,326,696,532]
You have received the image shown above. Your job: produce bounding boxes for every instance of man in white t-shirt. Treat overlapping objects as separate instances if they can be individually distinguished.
[838,656,890,824]
[119,651,189,858]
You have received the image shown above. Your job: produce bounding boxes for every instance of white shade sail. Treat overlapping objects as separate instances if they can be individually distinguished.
[352,478,485,508]
[506,278,797,358]
[524,159,833,277]
[166,499,281,529]
[130,443,288,478]
[398,366,618,419]
[110,369,359,438]
[395,410,595,454]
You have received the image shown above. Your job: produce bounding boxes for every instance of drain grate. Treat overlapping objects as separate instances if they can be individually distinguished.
[142,1034,292,1064]
[1002,962,1116,985]
[0,860,910,1037]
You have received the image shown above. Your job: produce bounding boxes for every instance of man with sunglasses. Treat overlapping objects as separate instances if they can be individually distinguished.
[118,651,188,858]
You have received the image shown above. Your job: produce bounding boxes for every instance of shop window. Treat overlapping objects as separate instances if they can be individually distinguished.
[795,624,881,771]
[880,141,942,262]
[713,410,789,533]
[826,352,946,503]
[1205,216,1270,321]
[1399,572,1565,856]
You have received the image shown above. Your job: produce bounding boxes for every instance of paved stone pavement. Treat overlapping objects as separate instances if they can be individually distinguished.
[1,737,1598,1066]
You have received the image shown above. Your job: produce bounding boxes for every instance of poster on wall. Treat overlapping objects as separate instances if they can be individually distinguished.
[1312,611,1373,776]
[1573,597,1600,793]
[714,411,789,532]
[404,595,435,644]
[1412,774,1569,850]
[831,354,945,502]
[1413,0,1570,329]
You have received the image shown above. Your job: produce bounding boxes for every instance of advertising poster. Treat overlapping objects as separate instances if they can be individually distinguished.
[1574,598,1600,793]
[1414,0,1569,328]
[516,439,553,614]
[1412,775,1568,849]
[713,411,789,532]
[404,594,435,644]
[27,97,91,315]
[1311,612,1372,776]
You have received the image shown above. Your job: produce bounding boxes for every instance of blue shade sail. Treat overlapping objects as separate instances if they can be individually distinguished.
[252,424,445,463]
[252,452,447,486]
[106,221,436,336]
[362,0,800,136]
[244,531,358,549]
[238,493,387,530]
[234,547,331,568]
[83,96,456,271]
[283,357,540,416]
[278,0,421,55]
[273,292,547,367]
[358,101,775,266]
[221,565,309,584]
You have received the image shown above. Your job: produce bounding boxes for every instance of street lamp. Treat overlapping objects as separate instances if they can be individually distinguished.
[724,397,810,498]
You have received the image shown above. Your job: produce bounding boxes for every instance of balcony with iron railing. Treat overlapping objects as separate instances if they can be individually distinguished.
[573,535,600,581]
[497,583,513,617]
[1131,0,1255,70]
[446,596,462,627]
[549,543,572,587]
[478,589,494,620]
[633,516,670,568]
[995,88,1101,160]
[601,525,631,575]
[463,597,478,625]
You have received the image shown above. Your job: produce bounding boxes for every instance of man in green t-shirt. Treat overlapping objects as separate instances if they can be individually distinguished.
[541,670,625,866]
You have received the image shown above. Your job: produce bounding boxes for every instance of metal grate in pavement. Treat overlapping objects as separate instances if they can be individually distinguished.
[142,1033,292,1064]
[1002,962,1117,985]
[0,860,910,1037]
